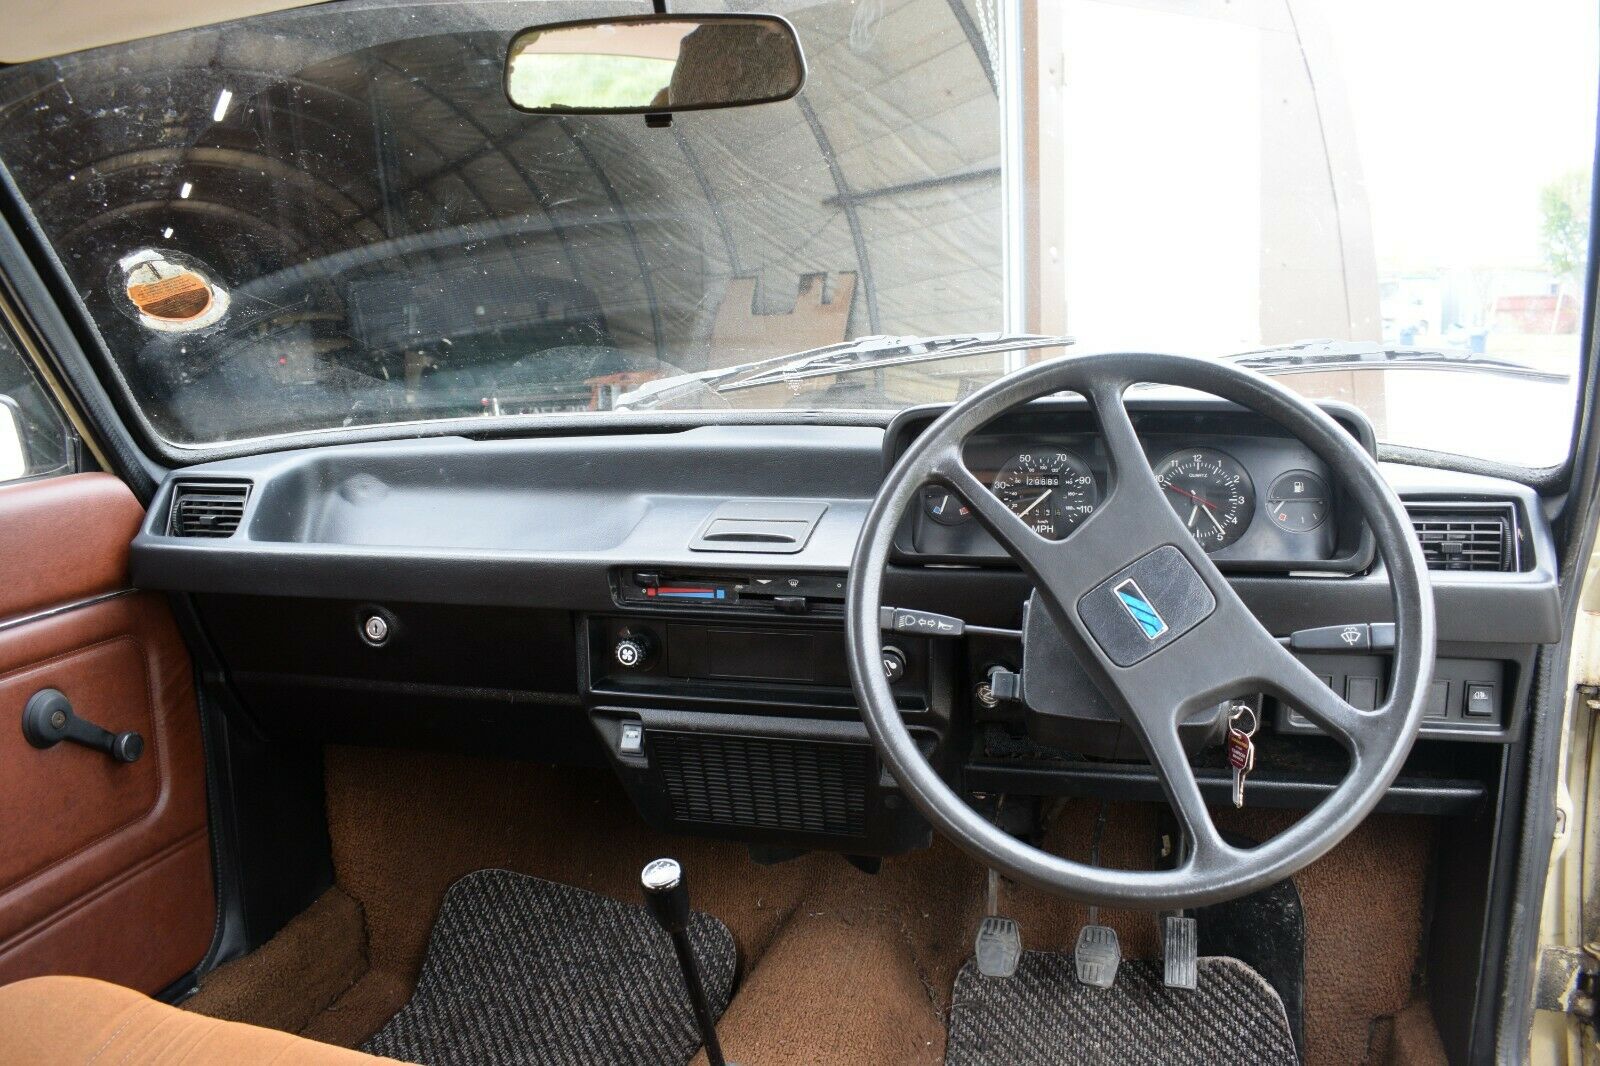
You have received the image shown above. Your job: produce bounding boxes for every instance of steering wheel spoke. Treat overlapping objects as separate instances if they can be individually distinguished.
[930,445,1063,575]
[1137,713,1234,867]
[1087,381,1173,516]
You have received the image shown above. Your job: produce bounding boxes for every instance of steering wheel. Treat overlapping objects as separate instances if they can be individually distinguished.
[846,352,1434,909]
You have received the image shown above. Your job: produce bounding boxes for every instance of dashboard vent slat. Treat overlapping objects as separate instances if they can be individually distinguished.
[1405,503,1517,572]
[168,482,250,538]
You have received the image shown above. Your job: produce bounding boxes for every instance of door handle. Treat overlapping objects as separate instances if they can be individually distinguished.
[21,689,143,763]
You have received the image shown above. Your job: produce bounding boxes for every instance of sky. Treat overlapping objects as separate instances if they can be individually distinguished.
[1056,0,1599,351]
[1319,0,1599,271]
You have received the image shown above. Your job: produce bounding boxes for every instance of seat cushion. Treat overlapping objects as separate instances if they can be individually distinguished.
[0,975,404,1064]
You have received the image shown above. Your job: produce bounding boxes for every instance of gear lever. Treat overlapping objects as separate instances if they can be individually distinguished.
[640,859,727,1066]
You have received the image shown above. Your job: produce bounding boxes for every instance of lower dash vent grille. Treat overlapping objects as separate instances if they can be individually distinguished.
[649,731,871,837]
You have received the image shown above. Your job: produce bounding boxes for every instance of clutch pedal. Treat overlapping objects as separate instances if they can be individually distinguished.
[974,868,1021,978]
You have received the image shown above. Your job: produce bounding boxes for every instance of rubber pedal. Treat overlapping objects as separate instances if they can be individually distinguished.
[974,915,1022,978]
[1074,924,1121,988]
[1163,915,1198,990]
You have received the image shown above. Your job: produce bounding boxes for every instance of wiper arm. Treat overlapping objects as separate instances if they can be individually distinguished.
[716,332,1074,393]
[1227,339,1569,384]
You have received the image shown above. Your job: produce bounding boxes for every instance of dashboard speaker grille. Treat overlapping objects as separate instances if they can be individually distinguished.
[648,731,870,837]
[168,482,250,538]
[1406,503,1517,572]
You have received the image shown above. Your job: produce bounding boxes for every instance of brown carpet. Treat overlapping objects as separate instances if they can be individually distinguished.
[188,747,1441,1065]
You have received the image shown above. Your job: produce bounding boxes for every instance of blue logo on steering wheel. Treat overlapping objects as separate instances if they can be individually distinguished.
[1114,578,1169,640]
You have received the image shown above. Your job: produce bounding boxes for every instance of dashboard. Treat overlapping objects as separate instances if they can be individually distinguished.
[125,398,1560,846]
[890,399,1374,572]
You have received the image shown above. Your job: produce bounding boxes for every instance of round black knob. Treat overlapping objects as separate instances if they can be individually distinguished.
[112,732,144,763]
[881,646,907,683]
[614,629,656,670]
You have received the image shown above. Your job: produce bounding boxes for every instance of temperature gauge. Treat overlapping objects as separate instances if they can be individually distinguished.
[923,487,973,526]
[1266,471,1330,532]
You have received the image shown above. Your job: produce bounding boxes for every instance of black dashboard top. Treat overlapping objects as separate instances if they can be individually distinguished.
[129,399,1561,648]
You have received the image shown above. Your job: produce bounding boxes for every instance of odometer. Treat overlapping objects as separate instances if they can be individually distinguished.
[1154,448,1255,552]
[990,448,1098,540]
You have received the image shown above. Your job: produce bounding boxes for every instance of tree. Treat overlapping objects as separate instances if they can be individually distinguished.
[1540,169,1591,281]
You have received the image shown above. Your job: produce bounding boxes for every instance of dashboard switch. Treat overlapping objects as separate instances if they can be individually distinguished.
[618,722,644,754]
[1345,676,1380,711]
[1425,680,1450,719]
[1463,683,1497,718]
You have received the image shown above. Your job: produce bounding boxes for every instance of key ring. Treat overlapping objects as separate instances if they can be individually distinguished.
[1228,702,1258,737]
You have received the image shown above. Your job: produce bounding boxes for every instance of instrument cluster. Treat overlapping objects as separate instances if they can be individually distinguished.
[906,406,1348,568]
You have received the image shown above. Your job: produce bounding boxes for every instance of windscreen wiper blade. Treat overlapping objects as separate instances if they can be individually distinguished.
[715,332,1074,392]
[1226,339,1569,383]
[613,332,1073,410]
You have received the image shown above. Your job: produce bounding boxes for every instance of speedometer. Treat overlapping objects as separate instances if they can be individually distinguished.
[990,449,1098,540]
[1154,448,1255,551]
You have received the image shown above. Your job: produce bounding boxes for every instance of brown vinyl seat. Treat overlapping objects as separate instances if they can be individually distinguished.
[0,975,402,1064]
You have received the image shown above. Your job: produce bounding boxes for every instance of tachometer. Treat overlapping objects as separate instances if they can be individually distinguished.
[990,449,1098,540]
[1154,448,1255,551]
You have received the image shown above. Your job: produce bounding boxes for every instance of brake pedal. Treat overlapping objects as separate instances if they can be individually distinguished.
[974,868,1021,978]
[1074,923,1121,988]
[1074,801,1121,989]
[1162,914,1197,990]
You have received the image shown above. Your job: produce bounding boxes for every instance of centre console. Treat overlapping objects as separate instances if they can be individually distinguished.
[584,568,949,856]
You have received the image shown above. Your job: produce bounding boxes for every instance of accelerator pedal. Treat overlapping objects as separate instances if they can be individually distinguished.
[1163,914,1198,989]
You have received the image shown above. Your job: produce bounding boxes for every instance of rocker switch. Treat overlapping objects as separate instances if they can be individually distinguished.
[618,722,644,754]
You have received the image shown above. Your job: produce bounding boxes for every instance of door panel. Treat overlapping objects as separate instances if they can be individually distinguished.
[0,473,214,993]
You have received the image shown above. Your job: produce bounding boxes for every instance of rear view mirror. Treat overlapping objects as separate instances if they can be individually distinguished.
[505,14,805,115]
[0,397,27,482]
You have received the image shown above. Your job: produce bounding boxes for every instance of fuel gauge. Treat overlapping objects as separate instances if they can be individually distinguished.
[1266,471,1329,532]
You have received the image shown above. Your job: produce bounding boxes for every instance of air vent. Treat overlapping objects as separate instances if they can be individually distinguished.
[168,482,250,538]
[1406,502,1518,572]
[649,732,870,836]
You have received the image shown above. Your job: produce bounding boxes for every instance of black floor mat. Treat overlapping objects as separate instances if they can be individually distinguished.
[362,869,736,1065]
[946,953,1298,1065]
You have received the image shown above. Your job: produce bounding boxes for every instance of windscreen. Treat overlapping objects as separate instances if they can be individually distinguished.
[0,0,1003,443]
